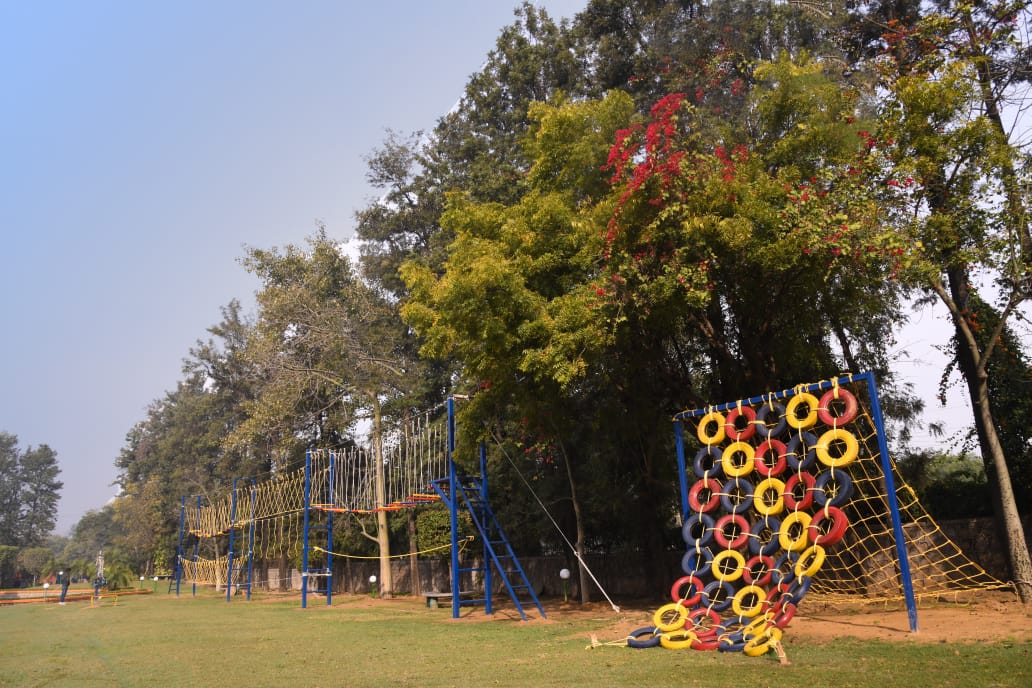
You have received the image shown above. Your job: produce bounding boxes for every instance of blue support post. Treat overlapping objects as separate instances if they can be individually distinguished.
[247,480,256,601]
[226,479,238,603]
[480,441,492,615]
[447,396,461,619]
[175,497,186,597]
[326,451,335,606]
[863,372,919,632]
[674,421,689,520]
[192,496,201,597]
[302,449,312,609]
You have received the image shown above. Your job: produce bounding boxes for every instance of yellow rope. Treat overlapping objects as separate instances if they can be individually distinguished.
[311,535,475,560]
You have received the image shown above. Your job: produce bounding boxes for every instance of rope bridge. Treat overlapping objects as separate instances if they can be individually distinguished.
[177,406,451,596]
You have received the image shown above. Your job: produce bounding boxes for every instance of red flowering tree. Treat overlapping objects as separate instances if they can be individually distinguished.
[595,53,908,397]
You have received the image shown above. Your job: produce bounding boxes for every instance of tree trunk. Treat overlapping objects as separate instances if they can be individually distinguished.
[941,269,1032,603]
[557,439,590,604]
[371,394,393,598]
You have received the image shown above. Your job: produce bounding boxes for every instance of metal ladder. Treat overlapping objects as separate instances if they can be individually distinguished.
[432,475,546,620]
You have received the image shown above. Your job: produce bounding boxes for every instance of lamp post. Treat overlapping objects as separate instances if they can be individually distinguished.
[153,576,159,593]
[369,574,377,598]
[559,568,571,603]
[43,582,50,603]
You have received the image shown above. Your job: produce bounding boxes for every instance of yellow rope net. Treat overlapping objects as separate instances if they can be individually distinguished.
[632,373,1011,656]
[179,408,451,585]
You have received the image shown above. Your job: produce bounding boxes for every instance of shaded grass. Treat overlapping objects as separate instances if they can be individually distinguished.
[1,592,1028,688]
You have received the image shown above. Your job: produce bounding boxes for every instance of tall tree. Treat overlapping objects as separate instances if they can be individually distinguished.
[17,444,62,547]
[0,433,20,546]
[238,230,422,598]
[869,0,1032,601]
[0,433,62,548]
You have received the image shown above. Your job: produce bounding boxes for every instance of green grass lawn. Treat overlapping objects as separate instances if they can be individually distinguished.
[1,591,1028,687]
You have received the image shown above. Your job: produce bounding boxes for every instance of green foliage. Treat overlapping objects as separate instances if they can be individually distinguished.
[898,450,992,519]
[16,546,53,582]
[0,432,62,549]
[0,544,18,587]
[414,504,473,558]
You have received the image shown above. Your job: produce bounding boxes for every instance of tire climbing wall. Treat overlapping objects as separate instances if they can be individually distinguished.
[628,372,1010,656]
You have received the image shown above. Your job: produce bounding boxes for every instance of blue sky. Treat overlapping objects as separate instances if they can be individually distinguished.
[0,0,977,537]
[1,1,588,534]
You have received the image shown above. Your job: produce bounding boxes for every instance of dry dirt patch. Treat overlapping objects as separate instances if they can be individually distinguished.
[538,591,1031,645]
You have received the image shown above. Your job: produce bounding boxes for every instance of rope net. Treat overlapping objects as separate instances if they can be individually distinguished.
[633,373,1011,656]
[179,406,449,577]
[308,410,448,513]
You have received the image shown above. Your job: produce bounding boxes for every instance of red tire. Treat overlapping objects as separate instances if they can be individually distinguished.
[783,471,816,511]
[808,505,849,546]
[670,575,704,607]
[713,513,751,550]
[754,439,787,477]
[818,388,859,427]
[725,405,757,441]
[742,554,775,587]
[688,477,721,513]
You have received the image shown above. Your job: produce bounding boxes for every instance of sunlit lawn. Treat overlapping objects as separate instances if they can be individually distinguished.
[1,590,1028,687]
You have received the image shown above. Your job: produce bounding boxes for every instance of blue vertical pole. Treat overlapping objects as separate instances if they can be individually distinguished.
[301,449,312,609]
[863,372,918,632]
[192,496,201,597]
[674,421,689,520]
[175,497,186,597]
[326,451,335,606]
[480,441,492,615]
[227,478,238,603]
[247,480,256,601]
[447,396,460,619]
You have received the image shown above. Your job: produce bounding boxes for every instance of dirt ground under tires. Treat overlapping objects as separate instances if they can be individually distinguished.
[533,590,1032,645]
[411,589,1031,646]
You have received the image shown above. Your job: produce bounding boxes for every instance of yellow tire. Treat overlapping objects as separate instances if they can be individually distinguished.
[743,626,783,656]
[816,428,859,468]
[794,544,827,578]
[753,477,786,516]
[659,629,698,650]
[741,611,775,639]
[779,511,812,552]
[653,602,688,632]
[721,441,755,478]
[697,410,726,444]
[731,584,767,618]
[711,549,746,582]
[785,392,819,430]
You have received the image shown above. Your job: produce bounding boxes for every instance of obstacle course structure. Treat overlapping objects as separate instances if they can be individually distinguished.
[629,371,1010,655]
[174,397,544,619]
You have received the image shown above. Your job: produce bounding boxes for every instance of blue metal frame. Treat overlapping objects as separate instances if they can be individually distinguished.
[192,495,201,597]
[326,450,335,606]
[301,449,312,609]
[479,442,493,615]
[226,480,238,603]
[672,371,918,632]
[175,497,186,597]
[447,396,461,619]
[246,480,256,601]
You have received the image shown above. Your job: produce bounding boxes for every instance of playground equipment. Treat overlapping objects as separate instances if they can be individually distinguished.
[175,396,545,619]
[629,371,1010,655]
